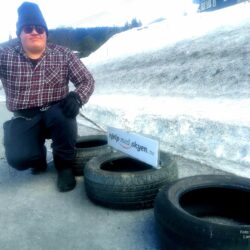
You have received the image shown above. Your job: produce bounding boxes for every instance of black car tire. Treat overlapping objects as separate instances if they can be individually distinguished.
[84,151,178,209]
[154,175,250,250]
[73,135,112,176]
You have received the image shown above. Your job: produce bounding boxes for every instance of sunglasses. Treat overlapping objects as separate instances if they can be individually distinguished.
[22,25,46,35]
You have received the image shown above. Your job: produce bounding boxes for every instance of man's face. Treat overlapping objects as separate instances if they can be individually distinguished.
[20,25,47,56]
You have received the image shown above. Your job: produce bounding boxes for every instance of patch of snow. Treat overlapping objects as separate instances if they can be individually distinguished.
[84,2,250,64]
[78,3,250,177]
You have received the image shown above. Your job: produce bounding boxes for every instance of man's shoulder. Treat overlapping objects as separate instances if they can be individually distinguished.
[0,39,20,54]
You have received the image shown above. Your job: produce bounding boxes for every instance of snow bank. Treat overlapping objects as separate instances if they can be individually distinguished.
[85,3,250,64]
[80,2,250,177]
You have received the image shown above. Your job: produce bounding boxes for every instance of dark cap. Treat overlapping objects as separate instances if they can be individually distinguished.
[16,2,48,36]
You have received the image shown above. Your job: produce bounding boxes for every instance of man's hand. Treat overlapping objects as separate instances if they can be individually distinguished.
[60,92,82,118]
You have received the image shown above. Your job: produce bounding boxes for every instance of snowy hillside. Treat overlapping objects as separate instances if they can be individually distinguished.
[80,3,250,177]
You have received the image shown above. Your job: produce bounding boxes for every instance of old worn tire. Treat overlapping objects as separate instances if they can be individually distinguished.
[73,135,112,176]
[154,175,250,250]
[84,151,178,209]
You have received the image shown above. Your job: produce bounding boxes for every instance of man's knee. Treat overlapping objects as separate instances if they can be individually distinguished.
[5,153,31,170]
[6,153,47,171]
[3,116,46,170]
[5,147,46,171]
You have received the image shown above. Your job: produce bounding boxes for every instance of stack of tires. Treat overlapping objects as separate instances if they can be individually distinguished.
[84,150,178,209]
[76,135,250,249]
[74,135,178,209]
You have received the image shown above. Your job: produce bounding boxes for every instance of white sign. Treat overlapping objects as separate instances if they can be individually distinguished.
[107,127,159,168]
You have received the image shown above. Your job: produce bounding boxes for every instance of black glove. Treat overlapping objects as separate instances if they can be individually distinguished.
[60,92,82,118]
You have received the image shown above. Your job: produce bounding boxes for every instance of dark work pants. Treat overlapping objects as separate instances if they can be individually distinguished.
[3,103,77,171]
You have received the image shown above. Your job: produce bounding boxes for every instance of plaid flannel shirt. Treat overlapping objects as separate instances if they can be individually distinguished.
[0,41,94,111]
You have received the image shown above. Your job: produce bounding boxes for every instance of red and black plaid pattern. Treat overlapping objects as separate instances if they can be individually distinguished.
[0,42,94,111]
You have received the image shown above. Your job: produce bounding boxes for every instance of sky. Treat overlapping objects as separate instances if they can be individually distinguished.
[0,0,198,43]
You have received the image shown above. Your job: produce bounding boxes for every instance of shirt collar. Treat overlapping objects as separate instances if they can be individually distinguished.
[14,41,24,55]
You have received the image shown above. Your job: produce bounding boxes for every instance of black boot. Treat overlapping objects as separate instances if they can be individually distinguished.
[53,155,76,192]
[57,168,76,192]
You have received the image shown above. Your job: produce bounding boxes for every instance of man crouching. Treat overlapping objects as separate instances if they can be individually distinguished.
[0,2,94,192]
